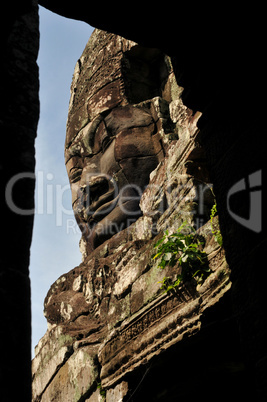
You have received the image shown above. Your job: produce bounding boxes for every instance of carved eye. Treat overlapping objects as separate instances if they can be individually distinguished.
[69,167,83,183]
[101,136,112,152]
[101,132,115,153]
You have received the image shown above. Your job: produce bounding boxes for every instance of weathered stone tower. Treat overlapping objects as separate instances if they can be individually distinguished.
[32,29,233,401]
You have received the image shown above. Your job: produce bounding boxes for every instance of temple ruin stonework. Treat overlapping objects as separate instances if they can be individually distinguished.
[2,2,266,400]
[32,29,233,401]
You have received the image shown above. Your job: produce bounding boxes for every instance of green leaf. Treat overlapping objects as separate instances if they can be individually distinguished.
[163,252,172,261]
[153,252,162,260]
[181,254,188,263]
[154,238,165,248]
[174,276,182,287]
[203,267,211,272]
[154,221,212,292]
[173,239,185,250]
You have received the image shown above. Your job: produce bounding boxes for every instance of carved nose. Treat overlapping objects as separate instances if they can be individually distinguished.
[78,175,110,209]
[87,175,109,192]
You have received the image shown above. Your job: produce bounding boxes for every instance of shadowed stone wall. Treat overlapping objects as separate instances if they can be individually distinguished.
[0,1,39,400]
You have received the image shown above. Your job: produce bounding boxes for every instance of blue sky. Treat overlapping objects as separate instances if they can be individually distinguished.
[30,6,94,356]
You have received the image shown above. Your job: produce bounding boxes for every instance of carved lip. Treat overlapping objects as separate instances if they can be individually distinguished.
[73,174,119,222]
[73,189,118,224]
[87,190,119,220]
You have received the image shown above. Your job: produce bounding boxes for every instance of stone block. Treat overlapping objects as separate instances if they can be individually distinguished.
[106,381,129,402]
[40,346,99,402]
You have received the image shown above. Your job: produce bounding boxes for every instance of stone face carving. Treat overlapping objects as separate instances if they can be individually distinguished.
[65,30,181,256]
[66,104,164,254]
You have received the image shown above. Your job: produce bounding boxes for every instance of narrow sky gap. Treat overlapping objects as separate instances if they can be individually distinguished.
[30,6,93,356]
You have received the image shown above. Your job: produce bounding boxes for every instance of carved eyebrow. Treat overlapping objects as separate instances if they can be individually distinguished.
[64,143,82,165]
[65,114,104,159]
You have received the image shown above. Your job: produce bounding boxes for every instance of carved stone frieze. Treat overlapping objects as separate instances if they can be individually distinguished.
[98,241,230,388]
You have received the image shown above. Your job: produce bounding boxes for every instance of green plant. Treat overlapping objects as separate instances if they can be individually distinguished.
[153,222,211,293]
[97,382,106,400]
[210,201,223,247]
